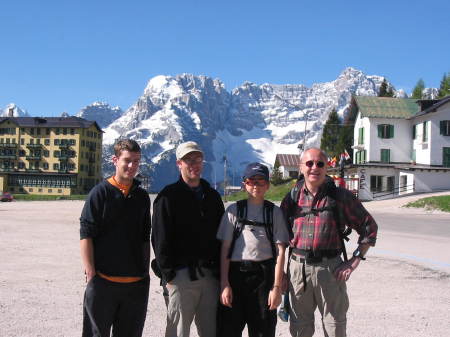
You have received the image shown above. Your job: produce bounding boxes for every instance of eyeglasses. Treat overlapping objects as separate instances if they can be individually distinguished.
[244,179,267,187]
[182,157,204,165]
[303,160,325,168]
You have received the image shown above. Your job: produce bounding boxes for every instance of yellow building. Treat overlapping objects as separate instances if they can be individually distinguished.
[0,116,103,195]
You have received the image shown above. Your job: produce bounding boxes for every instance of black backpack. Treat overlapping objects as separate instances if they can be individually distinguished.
[287,175,352,261]
[227,199,277,259]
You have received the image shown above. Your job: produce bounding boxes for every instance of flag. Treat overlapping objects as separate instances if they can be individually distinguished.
[344,149,351,161]
[328,156,337,168]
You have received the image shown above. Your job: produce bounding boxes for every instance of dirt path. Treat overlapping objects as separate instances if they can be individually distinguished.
[0,198,449,336]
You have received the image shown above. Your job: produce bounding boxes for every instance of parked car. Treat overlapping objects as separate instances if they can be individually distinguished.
[0,192,14,202]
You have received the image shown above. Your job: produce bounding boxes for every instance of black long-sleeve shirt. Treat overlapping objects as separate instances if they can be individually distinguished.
[80,179,151,277]
[151,177,224,282]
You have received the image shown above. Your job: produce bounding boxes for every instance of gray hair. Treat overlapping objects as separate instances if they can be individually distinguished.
[299,147,328,163]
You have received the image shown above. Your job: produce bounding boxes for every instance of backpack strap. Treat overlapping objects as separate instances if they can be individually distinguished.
[263,200,277,259]
[227,199,277,259]
[227,199,248,259]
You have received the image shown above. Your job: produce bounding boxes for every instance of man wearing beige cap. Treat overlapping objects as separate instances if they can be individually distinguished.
[152,141,224,337]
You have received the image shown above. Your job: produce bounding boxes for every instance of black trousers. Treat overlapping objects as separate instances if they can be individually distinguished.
[82,275,150,337]
[217,259,277,337]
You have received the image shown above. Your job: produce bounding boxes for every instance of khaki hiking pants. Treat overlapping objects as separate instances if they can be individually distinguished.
[288,255,349,337]
[165,268,219,337]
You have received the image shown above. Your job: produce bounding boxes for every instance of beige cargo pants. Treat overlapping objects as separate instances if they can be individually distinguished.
[288,255,349,337]
[165,268,219,337]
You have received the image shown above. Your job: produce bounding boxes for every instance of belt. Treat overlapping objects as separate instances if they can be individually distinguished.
[230,259,275,272]
[291,250,340,264]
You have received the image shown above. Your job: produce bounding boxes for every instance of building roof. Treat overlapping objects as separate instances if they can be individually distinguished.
[411,95,450,118]
[276,153,300,167]
[0,116,103,132]
[352,96,420,119]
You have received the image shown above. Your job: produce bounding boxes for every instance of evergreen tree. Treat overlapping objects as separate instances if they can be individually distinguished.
[320,108,341,157]
[438,73,450,98]
[411,79,425,99]
[270,159,284,185]
[337,124,353,161]
[379,78,395,97]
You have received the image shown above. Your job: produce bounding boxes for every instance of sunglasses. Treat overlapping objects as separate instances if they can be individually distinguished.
[182,157,203,165]
[244,179,268,187]
[303,160,325,168]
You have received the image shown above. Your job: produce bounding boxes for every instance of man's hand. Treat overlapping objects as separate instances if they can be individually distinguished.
[268,286,282,310]
[85,268,96,283]
[221,285,233,308]
[334,257,361,281]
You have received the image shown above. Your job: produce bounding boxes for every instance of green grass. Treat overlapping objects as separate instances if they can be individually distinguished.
[12,194,88,201]
[224,180,296,202]
[405,195,450,212]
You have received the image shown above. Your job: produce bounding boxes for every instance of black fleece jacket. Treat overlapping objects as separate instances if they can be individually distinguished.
[80,179,151,277]
[151,177,225,282]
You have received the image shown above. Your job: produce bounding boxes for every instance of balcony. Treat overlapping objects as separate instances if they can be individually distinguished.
[0,167,17,172]
[26,155,42,160]
[0,143,18,148]
[59,143,71,149]
[0,154,17,159]
[25,168,42,173]
[26,143,43,149]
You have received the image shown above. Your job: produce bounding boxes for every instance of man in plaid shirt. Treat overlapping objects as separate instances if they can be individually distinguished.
[280,148,378,337]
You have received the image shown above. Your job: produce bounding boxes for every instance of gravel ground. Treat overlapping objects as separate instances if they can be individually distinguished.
[1,195,450,337]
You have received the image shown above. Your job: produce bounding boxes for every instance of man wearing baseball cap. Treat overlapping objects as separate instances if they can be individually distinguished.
[152,141,225,337]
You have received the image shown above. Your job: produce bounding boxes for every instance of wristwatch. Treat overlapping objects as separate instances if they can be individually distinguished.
[353,249,366,260]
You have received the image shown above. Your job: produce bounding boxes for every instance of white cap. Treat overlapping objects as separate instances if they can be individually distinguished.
[176,141,203,160]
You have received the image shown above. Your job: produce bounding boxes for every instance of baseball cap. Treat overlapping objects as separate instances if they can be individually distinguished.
[176,141,203,160]
[243,162,270,181]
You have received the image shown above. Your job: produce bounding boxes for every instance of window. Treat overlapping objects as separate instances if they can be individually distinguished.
[377,124,394,138]
[70,128,75,135]
[53,163,59,170]
[43,163,49,170]
[46,128,50,135]
[54,139,60,145]
[440,121,450,136]
[36,139,40,145]
[355,150,366,164]
[70,139,76,145]
[63,128,67,135]
[19,150,25,157]
[387,176,395,192]
[380,149,390,163]
[358,127,364,145]
[48,189,52,193]
[18,162,25,169]
[54,150,60,157]
[55,128,60,135]
[44,150,49,157]
[30,128,34,135]
[443,147,450,168]
[20,138,24,145]
[422,121,428,142]
[370,175,382,192]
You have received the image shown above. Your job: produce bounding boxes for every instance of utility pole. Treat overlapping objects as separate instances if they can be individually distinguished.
[223,155,227,201]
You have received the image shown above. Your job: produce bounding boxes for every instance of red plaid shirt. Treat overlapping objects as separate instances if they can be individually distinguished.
[281,182,378,251]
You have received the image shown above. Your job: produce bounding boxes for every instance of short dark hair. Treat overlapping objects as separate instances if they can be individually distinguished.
[113,139,141,157]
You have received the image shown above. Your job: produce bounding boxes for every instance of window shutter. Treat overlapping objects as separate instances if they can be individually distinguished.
[413,125,416,139]
[389,125,394,138]
[377,125,382,137]
[441,121,445,135]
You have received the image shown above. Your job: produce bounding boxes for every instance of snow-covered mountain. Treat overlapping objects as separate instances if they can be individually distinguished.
[1,103,29,117]
[76,101,123,128]
[102,67,386,191]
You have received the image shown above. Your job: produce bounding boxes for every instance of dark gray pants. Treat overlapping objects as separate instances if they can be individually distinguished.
[82,275,150,337]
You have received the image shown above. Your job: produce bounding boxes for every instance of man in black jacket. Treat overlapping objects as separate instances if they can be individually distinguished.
[80,139,151,337]
[152,141,224,337]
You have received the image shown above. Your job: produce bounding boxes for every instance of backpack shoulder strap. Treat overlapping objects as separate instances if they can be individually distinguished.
[263,200,277,259]
[328,186,352,261]
[227,199,248,259]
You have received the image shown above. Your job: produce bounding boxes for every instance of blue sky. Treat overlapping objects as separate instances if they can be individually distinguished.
[1,0,449,117]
